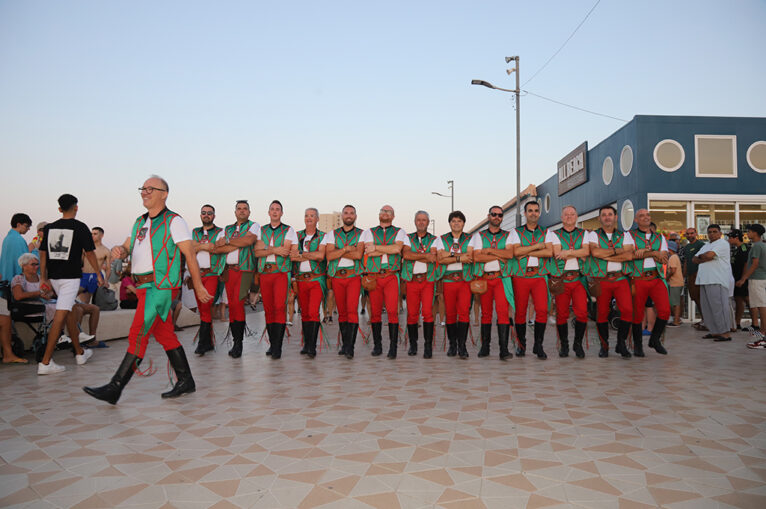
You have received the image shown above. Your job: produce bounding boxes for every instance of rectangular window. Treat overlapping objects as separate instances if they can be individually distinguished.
[649,200,687,235]
[695,135,737,178]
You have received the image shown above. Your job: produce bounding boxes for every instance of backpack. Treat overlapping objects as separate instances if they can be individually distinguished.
[93,287,118,311]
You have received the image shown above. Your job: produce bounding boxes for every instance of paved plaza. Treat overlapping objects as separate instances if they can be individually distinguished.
[1,310,765,508]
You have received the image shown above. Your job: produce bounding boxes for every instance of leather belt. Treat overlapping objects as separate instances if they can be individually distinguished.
[482,271,501,280]
[377,268,397,276]
[633,270,659,281]
[524,267,540,276]
[411,273,427,282]
[132,273,154,285]
[443,272,464,282]
[261,263,277,273]
[598,272,624,281]
[226,264,241,271]
[333,268,357,278]
[562,271,580,281]
[295,272,323,281]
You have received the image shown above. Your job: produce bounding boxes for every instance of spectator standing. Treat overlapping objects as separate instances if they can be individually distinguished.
[693,224,732,342]
[737,224,766,344]
[666,241,684,326]
[681,227,706,329]
[0,213,32,281]
[728,229,753,330]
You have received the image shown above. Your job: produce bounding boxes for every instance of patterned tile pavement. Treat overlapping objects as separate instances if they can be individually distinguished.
[1,309,765,508]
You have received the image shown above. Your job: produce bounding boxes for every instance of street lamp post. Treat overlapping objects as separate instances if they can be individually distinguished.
[472,56,522,228]
[431,179,455,212]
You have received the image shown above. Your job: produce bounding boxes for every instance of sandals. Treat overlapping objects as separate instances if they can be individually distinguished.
[713,335,732,342]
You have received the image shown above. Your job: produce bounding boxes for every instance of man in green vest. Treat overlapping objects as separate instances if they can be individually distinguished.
[471,205,515,360]
[401,210,440,358]
[84,176,212,404]
[510,201,553,359]
[189,204,225,356]
[212,200,261,358]
[291,207,326,358]
[255,200,298,359]
[361,205,407,358]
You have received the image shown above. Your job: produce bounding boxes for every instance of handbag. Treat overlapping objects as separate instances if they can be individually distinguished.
[469,278,487,295]
[587,278,602,297]
[548,277,565,296]
[361,274,377,291]
[219,266,229,284]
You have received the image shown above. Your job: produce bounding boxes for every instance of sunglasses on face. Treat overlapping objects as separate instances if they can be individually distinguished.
[200,211,214,216]
[489,212,503,218]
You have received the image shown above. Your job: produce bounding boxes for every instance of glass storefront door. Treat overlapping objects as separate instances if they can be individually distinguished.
[693,202,735,239]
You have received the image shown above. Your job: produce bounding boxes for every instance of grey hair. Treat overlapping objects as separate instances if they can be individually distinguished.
[149,174,170,193]
[18,252,39,268]
[305,207,319,216]
[414,210,430,220]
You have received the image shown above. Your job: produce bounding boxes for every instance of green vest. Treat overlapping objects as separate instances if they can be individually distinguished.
[296,229,326,276]
[401,232,442,282]
[258,223,293,273]
[589,228,632,278]
[327,227,363,277]
[364,226,403,273]
[128,208,182,289]
[439,232,473,281]
[512,225,549,277]
[192,226,225,276]
[473,229,512,277]
[629,230,666,281]
[224,220,256,271]
[546,227,588,276]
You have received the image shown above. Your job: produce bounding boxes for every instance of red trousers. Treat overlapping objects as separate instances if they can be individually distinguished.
[443,280,471,323]
[596,278,632,323]
[632,278,671,323]
[512,276,548,323]
[260,272,288,324]
[555,280,588,324]
[196,275,220,323]
[480,277,510,325]
[297,280,323,322]
[331,276,361,323]
[127,288,180,358]
[405,279,434,324]
[224,268,246,322]
[369,273,399,324]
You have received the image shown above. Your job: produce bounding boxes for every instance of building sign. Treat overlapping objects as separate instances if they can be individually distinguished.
[558,142,588,195]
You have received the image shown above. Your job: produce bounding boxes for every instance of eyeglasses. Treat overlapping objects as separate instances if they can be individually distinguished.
[138,187,168,194]
[489,212,503,218]
[200,211,215,216]
[380,209,394,214]
[29,262,40,266]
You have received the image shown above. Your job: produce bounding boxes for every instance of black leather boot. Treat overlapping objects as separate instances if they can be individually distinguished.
[446,323,457,357]
[515,323,527,357]
[557,323,569,358]
[83,353,140,405]
[632,323,645,357]
[615,320,632,358]
[387,323,399,359]
[307,321,320,358]
[338,322,348,356]
[195,321,214,356]
[597,322,609,358]
[533,321,547,359]
[265,323,273,356]
[648,318,668,354]
[271,323,285,359]
[300,321,311,355]
[423,322,434,359]
[162,346,196,398]
[497,323,512,360]
[407,324,418,356]
[457,322,470,359]
[346,323,358,359]
[229,321,245,358]
[573,321,586,358]
[371,322,383,356]
[478,324,491,357]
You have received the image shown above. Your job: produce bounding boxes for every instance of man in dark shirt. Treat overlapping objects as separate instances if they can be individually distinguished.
[681,227,706,328]
[38,194,102,375]
[728,229,751,329]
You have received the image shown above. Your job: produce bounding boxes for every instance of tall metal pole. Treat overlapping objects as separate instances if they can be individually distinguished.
[448,180,454,212]
[514,57,521,229]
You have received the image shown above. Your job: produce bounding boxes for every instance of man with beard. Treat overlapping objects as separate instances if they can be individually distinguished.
[291,208,326,359]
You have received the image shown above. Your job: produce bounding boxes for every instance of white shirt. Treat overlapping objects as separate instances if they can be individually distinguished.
[439,234,470,272]
[360,226,407,265]
[225,222,261,265]
[471,231,506,272]
[403,234,432,275]
[695,239,731,286]
[546,229,581,271]
[587,230,635,272]
[298,231,321,273]
[193,227,218,269]
[131,216,192,274]
[321,229,356,268]
[262,224,297,263]
[509,228,546,268]
[631,230,668,270]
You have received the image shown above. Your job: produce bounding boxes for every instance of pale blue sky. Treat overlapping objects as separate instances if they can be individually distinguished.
[1,0,764,246]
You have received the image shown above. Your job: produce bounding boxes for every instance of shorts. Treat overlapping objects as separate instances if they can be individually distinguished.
[750,279,766,308]
[0,297,9,317]
[733,280,749,298]
[51,278,80,311]
[80,273,100,294]
[669,286,682,307]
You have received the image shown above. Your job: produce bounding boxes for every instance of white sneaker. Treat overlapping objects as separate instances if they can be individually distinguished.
[58,335,72,345]
[76,348,93,365]
[79,332,96,342]
[38,360,66,375]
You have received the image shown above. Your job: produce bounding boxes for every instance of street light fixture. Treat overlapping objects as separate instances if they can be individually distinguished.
[472,55,522,228]
[431,179,454,212]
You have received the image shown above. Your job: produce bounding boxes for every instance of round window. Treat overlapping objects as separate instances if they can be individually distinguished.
[654,139,685,172]
[602,156,614,185]
[620,200,635,231]
[620,145,633,176]
[544,193,551,213]
[747,141,766,173]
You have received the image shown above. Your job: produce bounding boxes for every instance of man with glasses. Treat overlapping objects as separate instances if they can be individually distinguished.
[472,206,514,360]
[681,227,706,329]
[84,176,211,403]
[190,204,224,355]
[213,200,261,358]
[361,205,407,358]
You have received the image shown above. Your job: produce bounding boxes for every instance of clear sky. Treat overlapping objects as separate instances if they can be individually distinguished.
[1,0,764,247]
